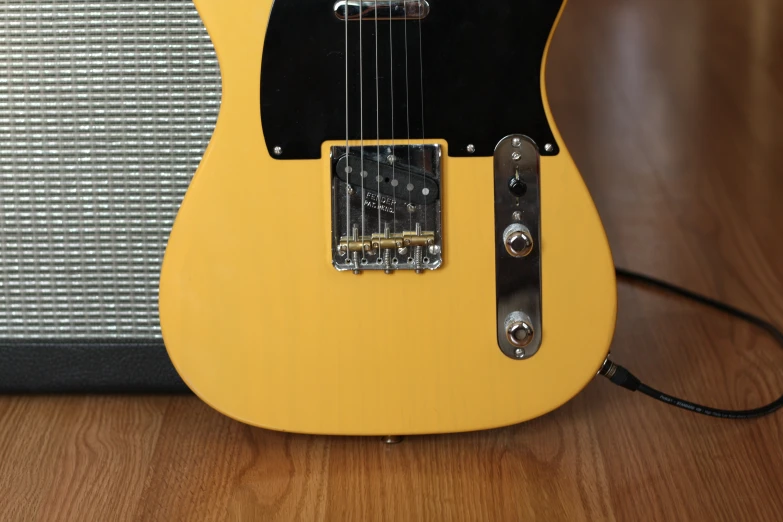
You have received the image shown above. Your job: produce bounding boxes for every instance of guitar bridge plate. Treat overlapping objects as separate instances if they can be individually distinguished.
[330,144,443,274]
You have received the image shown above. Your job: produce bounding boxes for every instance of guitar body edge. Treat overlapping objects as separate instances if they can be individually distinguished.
[158,0,618,436]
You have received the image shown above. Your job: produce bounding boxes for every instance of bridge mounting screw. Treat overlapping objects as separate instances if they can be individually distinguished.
[544,143,554,153]
[398,247,409,256]
[467,144,476,154]
[428,244,441,256]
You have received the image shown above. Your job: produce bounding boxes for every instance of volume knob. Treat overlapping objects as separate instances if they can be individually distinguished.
[503,224,534,258]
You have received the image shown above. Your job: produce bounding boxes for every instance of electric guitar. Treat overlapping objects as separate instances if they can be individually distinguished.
[159,0,617,436]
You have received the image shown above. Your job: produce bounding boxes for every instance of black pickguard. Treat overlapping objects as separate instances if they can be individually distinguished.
[261,0,563,160]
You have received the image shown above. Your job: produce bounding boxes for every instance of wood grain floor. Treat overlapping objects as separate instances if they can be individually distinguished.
[2,0,783,520]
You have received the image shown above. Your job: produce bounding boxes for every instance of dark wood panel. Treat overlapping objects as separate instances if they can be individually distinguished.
[1,0,783,520]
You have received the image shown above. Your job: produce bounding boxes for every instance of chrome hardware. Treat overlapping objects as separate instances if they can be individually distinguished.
[382,435,404,444]
[598,354,615,376]
[601,360,618,379]
[412,223,424,274]
[503,224,534,258]
[466,144,476,154]
[273,146,283,156]
[383,250,393,274]
[334,1,430,21]
[413,247,424,273]
[494,135,542,360]
[505,312,535,350]
[352,252,361,275]
[380,224,394,274]
[331,144,443,273]
[544,143,554,153]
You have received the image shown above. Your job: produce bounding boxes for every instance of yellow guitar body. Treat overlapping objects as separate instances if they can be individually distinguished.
[159,0,617,436]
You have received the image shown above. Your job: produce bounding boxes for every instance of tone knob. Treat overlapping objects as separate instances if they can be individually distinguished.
[503,224,534,258]
[504,311,535,353]
[507,321,534,348]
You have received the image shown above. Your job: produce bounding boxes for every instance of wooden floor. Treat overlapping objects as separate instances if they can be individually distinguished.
[3,0,783,520]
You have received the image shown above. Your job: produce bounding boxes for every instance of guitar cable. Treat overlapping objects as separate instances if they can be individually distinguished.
[598,268,783,419]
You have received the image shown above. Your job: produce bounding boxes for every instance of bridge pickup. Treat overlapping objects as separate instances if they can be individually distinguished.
[334,1,430,21]
[335,152,439,206]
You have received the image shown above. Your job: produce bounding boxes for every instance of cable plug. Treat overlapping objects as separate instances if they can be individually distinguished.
[599,359,641,392]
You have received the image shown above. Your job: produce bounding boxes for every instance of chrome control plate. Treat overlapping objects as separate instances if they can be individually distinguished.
[330,145,443,273]
[494,135,543,359]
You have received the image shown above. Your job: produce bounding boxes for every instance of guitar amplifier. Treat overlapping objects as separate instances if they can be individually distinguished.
[0,0,220,392]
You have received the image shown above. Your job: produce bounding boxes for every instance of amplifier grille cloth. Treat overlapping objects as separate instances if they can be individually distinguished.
[0,1,221,338]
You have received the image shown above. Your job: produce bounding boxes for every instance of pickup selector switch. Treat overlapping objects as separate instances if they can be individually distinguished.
[508,176,528,198]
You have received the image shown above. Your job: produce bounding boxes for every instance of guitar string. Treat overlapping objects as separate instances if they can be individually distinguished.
[403,0,413,234]
[344,0,350,241]
[389,0,397,237]
[418,0,427,240]
[375,0,381,247]
[360,2,366,255]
